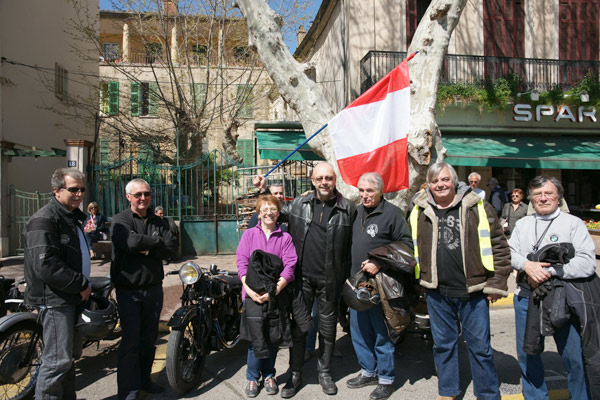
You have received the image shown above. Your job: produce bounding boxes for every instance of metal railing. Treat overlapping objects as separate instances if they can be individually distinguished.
[8,185,54,255]
[360,51,600,93]
[101,52,261,67]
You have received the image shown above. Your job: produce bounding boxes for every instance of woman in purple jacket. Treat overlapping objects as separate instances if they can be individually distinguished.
[237,194,297,398]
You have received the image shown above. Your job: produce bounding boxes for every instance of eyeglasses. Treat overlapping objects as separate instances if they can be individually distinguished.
[531,191,557,200]
[63,186,85,194]
[313,175,334,182]
[131,191,151,199]
[260,207,278,214]
[90,206,98,209]
[469,180,479,184]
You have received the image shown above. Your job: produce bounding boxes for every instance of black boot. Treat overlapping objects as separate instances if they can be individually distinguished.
[318,373,338,395]
[280,372,302,399]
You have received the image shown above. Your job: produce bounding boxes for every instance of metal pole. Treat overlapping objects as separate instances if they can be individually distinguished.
[176,127,182,222]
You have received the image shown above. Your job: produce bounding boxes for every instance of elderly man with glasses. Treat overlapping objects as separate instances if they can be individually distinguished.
[23,168,92,400]
[468,172,486,200]
[111,178,178,400]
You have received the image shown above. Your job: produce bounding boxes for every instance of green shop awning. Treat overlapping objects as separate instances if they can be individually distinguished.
[256,130,323,161]
[443,135,600,170]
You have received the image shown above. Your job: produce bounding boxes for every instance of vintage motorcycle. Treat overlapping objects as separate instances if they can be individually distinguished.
[165,263,242,394]
[0,276,119,400]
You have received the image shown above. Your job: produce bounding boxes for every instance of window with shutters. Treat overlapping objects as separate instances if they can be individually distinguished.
[236,84,253,118]
[483,0,524,58]
[130,81,159,117]
[100,81,119,116]
[55,63,68,101]
[559,0,599,61]
[99,138,110,166]
[236,139,254,166]
[406,0,432,47]
[191,83,207,109]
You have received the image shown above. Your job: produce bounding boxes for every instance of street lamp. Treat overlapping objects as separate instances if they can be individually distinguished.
[564,91,589,103]
[517,90,539,101]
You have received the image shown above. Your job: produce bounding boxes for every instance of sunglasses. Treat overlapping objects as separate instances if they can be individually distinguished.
[63,186,86,194]
[131,191,151,198]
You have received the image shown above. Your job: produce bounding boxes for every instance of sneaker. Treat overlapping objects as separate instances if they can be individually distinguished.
[346,373,378,389]
[264,376,278,395]
[245,380,259,398]
[370,384,394,400]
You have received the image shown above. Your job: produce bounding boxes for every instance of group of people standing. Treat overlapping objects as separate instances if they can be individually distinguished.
[23,168,178,400]
[20,161,599,400]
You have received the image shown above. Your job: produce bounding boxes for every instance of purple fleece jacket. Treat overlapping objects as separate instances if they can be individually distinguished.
[236,224,297,299]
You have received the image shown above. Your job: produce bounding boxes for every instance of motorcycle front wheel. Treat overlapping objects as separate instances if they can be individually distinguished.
[166,317,206,394]
[0,321,43,400]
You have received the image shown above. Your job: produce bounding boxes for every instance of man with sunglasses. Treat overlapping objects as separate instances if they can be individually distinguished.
[23,168,92,400]
[346,172,412,400]
[111,178,178,400]
[468,172,486,200]
[253,162,355,397]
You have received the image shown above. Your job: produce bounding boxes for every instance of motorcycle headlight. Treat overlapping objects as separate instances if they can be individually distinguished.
[179,262,200,285]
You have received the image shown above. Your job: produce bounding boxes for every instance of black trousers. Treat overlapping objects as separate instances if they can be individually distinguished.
[290,275,339,375]
[116,285,163,400]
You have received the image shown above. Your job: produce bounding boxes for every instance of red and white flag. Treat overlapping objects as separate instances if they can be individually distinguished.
[328,53,414,193]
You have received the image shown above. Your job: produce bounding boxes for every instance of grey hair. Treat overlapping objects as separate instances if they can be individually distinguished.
[154,205,164,213]
[125,178,150,194]
[427,162,458,186]
[468,172,481,181]
[268,183,284,190]
[357,172,384,193]
[51,168,85,190]
[528,175,564,201]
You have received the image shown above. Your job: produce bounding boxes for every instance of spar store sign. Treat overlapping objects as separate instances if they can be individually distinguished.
[513,104,597,122]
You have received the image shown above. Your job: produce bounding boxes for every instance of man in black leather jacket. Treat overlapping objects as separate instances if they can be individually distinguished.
[254,162,355,397]
[23,168,92,400]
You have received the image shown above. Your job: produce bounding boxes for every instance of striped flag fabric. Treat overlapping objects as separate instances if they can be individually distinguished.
[328,53,414,193]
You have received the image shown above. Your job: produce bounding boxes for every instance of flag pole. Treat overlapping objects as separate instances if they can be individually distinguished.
[264,123,328,177]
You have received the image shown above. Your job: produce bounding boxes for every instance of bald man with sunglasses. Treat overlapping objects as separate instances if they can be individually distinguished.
[111,178,178,400]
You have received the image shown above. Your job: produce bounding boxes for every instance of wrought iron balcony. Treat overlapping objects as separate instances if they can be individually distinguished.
[360,50,600,94]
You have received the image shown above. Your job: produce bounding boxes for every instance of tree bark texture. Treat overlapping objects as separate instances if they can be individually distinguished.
[236,0,468,210]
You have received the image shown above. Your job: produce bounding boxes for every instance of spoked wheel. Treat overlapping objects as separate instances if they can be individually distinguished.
[166,318,206,394]
[0,321,43,400]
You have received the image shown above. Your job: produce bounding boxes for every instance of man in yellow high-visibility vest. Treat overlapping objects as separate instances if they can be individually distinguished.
[410,162,510,400]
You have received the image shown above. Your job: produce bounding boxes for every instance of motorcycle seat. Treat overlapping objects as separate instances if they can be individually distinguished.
[90,277,112,292]
[215,274,242,290]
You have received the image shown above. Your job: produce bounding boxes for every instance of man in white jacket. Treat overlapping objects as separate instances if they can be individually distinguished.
[509,175,595,400]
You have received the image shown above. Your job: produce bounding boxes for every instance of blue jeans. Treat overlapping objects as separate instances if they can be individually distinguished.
[246,343,278,381]
[349,305,395,385]
[36,305,83,400]
[116,285,163,400]
[426,290,500,400]
[513,294,590,400]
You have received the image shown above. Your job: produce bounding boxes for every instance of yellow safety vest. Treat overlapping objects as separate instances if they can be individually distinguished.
[410,200,494,280]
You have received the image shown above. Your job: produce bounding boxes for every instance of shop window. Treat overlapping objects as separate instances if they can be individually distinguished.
[131,81,159,117]
[100,81,119,116]
[191,83,207,109]
[55,63,68,101]
[145,42,162,64]
[236,84,254,118]
[102,43,120,61]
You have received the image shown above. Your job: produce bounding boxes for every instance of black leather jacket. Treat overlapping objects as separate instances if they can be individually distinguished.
[23,197,90,307]
[282,191,355,301]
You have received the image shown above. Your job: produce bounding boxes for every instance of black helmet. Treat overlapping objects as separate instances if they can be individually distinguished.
[77,296,117,339]
[342,271,380,311]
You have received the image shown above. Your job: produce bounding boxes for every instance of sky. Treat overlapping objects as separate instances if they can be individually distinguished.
[98,0,321,53]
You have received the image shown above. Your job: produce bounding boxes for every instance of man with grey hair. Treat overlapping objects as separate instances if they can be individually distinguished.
[509,175,595,399]
[23,168,91,400]
[468,172,485,200]
[111,178,178,400]
[346,172,412,400]
[410,162,510,400]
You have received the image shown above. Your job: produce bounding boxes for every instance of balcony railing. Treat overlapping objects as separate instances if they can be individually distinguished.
[360,50,600,94]
[100,52,260,67]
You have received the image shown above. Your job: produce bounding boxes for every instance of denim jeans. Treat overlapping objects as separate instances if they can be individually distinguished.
[36,305,82,400]
[246,343,278,381]
[349,305,395,385]
[426,289,500,400]
[513,294,590,400]
[116,285,163,400]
